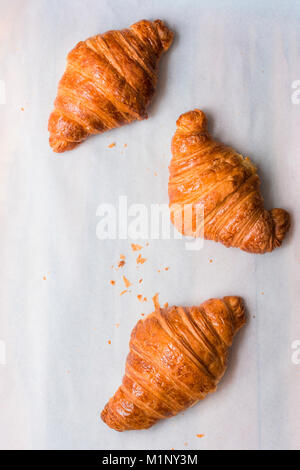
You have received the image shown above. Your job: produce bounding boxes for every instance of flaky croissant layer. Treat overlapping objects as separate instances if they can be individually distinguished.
[101,296,245,431]
[48,19,173,152]
[168,109,290,254]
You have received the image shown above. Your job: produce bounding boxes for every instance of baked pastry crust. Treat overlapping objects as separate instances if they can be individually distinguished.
[168,110,290,253]
[48,19,173,152]
[101,296,245,431]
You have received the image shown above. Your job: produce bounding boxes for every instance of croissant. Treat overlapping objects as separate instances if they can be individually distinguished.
[168,110,290,254]
[48,19,173,153]
[101,296,245,431]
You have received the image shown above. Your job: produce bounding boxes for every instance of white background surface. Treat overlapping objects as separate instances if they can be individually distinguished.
[0,0,299,450]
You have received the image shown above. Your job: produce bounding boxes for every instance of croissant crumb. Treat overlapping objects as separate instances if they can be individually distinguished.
[101,296,246,431]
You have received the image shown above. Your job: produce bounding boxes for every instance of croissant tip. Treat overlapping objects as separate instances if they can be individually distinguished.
[153,19,174,51]
[223,296,246,331]
[100,407,106,422]
[270,208,291,248]
[101,404,124,432]
[176,109,208,135]
[49,136,78,153]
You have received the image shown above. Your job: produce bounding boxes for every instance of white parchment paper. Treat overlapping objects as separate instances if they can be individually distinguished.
[0,0,299,450]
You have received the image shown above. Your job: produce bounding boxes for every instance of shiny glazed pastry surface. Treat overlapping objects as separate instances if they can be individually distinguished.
[168,109,290,253]
[48,19,173,152]
[101,296,245,431]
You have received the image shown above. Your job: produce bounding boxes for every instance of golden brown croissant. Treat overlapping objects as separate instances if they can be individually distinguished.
[48,19,173,153]
[168,110,290,254]
[101,296,245,431]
